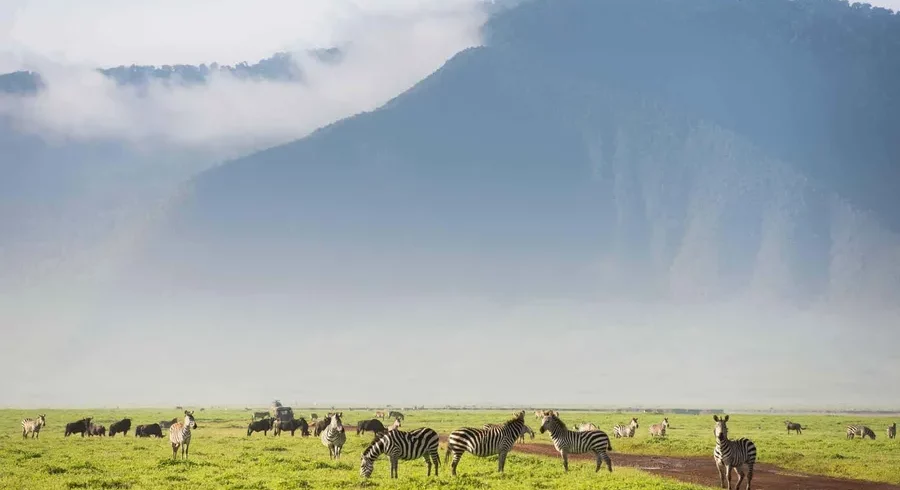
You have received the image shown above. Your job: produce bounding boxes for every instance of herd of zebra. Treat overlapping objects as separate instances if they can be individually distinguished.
[18,410,899,488]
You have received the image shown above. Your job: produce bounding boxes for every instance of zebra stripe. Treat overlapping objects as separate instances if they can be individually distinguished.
[388,417,402,432]
[321,412,347,460]
[539,410,612,473]
[169,411,196,460]
[445,410,527,476]
[613,418,638,438]
[21,414,46,439]
[359,427,440,479]
[482,423,534,442]
[713,415,756,490]
[846,425,876,440]
[649,418,669,437]
[887,423,896,440]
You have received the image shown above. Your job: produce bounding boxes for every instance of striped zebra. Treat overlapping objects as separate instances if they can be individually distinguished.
[169,410,197,460]
[649,418,669,438]
[482,422,534,443]
[388,417,402,432]
[321,412,347,459]
[784,420,804,435]
[887,423,896,440]
[574,423,597,432]
[21,414,46,439]
[713,415,756,490]
[613,418,639,438]
[359,427,440,479]
[539,410,612,472]
[444,410,527,476]
[846,425,876,440]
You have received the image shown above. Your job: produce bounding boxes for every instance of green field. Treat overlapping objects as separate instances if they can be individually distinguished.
[1,409,897,489]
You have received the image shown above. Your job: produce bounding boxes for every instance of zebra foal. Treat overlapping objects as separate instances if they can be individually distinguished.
[846,425,876,440]
[21,414,46,439]
[649,418,669,437]
[360,427,440,479]
[169,410,197,460]
[321,412,347,460]
[713,415,756,490]
[539,410,612,472]
[445,410,527,476]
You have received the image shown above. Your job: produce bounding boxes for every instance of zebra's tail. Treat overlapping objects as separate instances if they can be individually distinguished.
[444,444,452,465]
[607,440,613,452]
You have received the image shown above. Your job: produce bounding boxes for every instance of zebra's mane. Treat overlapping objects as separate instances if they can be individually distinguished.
[361,432,388,459]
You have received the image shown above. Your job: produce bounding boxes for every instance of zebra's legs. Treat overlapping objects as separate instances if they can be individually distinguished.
[716,461,727,488]
[561,450,569,471]
[449,452,462,476]
[498,451,507,472]
[734,465,746,490]
[171,443,178,460]
[390,455,399,478]
[424,454,432,476]
[431,451,440,477]
[725,464,734,490]
[746,464,754,490]
[602,451,613,472]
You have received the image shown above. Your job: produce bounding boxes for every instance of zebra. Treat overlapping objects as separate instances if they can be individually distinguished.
[846,425,876,440]
[444,410,527,476]
[169,410,197,460]
[887,423,896,439]
[359,427,440,479]
[388,411,405,421]
[539,410,613,473]
[574,423,597,432]
[784,420,804,435]
[649,418,669,438]
[388,417,402,432]
[374,411,386,420]
[713,415,756,490]
[614,418,639,438]
[482,423,534,443]
[321,412,347,460]
[21,414,46,439]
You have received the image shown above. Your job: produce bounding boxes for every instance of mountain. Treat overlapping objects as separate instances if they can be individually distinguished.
[139,0,900,308]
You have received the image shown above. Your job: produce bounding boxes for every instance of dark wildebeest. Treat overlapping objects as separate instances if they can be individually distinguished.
[784,420,805,435]
[87,423,107,437]
[314,416,331,437]
[388,411,404,421]
[357,419,387,436]
[274,418,309,437]
[109,418,132,437]
[159,418,178,430]
[248,418,275,436]
[65,418,92,437]
[135,424,163,438]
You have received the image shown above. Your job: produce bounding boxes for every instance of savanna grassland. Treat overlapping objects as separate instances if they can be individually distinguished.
[1,408,898,489]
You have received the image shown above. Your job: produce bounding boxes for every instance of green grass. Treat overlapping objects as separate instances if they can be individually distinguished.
[1,409,898,489]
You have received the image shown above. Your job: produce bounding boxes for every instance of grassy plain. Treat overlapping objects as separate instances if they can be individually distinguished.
[0,408,897,489]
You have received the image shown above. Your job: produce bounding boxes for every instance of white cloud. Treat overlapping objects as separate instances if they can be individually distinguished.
[1,0,486,153]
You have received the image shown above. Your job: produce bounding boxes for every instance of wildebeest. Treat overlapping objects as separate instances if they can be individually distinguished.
[21,414,46,439]
[888,423,897,440]
[109,418,132,437]
[357,419,387,436]
[252,411,270,420]
[314,416,331,437]
[310,413,319,422]
[784,420,805,435]
[248,417,275,436]
[88,423,107,437]
[274,417,309,437]
[388,411,404,421]
[135,424,163,438]
[159,418,178,430]
[65,418,92,437]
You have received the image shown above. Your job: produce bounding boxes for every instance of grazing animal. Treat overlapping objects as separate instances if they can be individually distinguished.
[784,420,804,435]
[713,415,757,490]
[444,410,527,476]
[614,418,639,438]
[88,423,107,437]
[846,425,876,440]
[519,425,535,443]
[252,411,269,420]
[21,414,46,439]
[888,423,896,440]
[247,418,275,436]
[388,417,402,432]
[159,418,178,430]
[388,411,405,421]
[360,427,440,479]
[539,410,612,473]
[274,418,309,437]
[357,419,387,436]
[374,411,386,420]
[314,417,331,437]
[649,418,669,437]
[65,418,92,437]
[321,412,347,460]
[135,424,163,438]
[109,418,132,437]
[169,411,197,460]
[574,423,597,432]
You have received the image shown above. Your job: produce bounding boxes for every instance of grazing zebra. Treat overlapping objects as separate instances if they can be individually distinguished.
[713,415,756,490]
[321,412,347,460]
[169,411,197,460]
[444,410,527,476]
[846,425,876,440]
[649,418,669,438]
[388,417,402,432]
[888,423,896,440]
[21,414,46,439]
[539,410,613,472]
[574,422,597,432]
[360,427,440,479]
[784,420,804,435]
[614,418,639,438]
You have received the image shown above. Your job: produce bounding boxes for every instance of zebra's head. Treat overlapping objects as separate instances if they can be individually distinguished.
[713,415,729,442]
[630,417,639,428]
[38,414,46,425]
[359,434,383,478]
[663,417,669,427]
[330,412,344,433]
[184,410,196,429]
[539,410,561,434]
